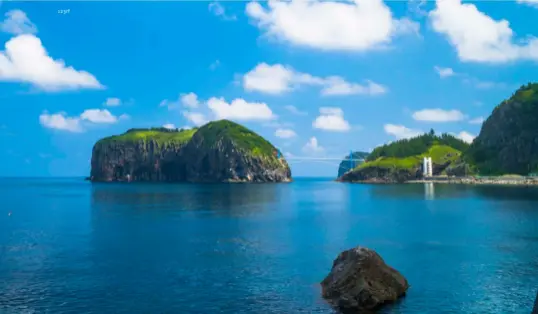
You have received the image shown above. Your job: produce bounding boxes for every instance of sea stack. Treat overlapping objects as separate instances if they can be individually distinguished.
[89,120,291,183]
[321,246,409,312]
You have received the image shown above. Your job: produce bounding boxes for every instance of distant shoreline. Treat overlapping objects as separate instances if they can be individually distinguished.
[341,176,538,186]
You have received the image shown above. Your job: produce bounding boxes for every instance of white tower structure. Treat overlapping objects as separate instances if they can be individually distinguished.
[423,157,433,177]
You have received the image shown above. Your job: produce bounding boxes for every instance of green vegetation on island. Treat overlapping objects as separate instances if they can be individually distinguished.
[194,120,277,158]
[98,127,198,146]
[339,131,471,183]
[90,119,290,183]
[464,83,538,175]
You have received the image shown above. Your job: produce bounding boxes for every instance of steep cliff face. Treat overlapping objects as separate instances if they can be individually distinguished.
[90,128,196,182]
[90,120,291,183]
[465,83,538,175]
[181,120,291,182]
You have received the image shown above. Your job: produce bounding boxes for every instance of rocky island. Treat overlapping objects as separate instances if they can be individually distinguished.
[89,120,291,183]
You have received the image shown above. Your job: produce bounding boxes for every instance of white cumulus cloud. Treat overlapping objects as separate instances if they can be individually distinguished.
[80,109,118,124]
[312,107,351,132]
[209,2,237,21]
[207,97,276,121]
[412,108,466,122]
[284,105,307,116]
[163,123,176,129]
[183,112,208,126]
[181,92,200,108]
[39,112,82,133]
[302,136,324,153]
[516,0,538,7]
[429,0,538,63]
[104,97,121,107]
[243,63,386,96]
[434,66,455,78]
[246,0,419,51]
[469,117,484,124]
[39,108,125,132]
[275,128,296,138]
[0,34,103,91]
[0,10,37,35]
[384,124,422,139]
[457,131,475,143]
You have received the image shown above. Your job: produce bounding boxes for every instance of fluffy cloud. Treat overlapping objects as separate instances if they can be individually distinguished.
[516,0,538,7]
[456,131,475,143]
[209,2,237,21]
[104,97,121,107]
[243,63,386,96]
[0,34,103,91]
[0,10,37,35]
[429,0,538,63]
[285,105,307,115]
[469,117,484,124]
[39,112,82,132]
[434,66,455,78]
[162,123,176,129]
[39,109,125,132]
[181,92,200,108]
[384,124,422,139]
[80,109,118,124]
[412,108,466,122]
[302,137,324,153]
[312,107,351,132]
[207,97,276,121]
[246,0,419,51]
[275,128,296,138]
[182,112,208,126]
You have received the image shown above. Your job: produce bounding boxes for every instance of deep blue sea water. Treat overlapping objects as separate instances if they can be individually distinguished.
[1,178,538,313]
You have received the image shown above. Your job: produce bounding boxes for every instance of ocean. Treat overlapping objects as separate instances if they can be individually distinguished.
[1,177,538,313]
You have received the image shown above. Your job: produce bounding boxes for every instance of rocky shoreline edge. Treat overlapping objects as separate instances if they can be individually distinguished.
[339,176,538,186]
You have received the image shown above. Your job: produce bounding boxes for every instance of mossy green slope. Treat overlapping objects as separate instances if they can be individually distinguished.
[194,120,277,157]
[98,127,197,146]
[339,132,470,182]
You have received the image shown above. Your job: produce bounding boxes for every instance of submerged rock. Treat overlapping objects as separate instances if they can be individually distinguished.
[321,246,409,312]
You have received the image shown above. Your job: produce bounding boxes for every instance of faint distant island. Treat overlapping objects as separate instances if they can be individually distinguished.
[88,120,291,183]
[338,83,538,185]
[337,151,369,178]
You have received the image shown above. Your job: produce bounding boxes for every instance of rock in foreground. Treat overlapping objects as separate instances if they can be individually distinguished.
[321,246,409,312]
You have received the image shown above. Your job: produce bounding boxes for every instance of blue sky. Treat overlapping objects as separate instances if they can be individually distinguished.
[0,0,537,177]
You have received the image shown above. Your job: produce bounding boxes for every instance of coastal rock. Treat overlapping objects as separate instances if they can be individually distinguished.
[90,120,291,183]
[465,83,538,175]
[338,166,420,183]
[321,246,409,312]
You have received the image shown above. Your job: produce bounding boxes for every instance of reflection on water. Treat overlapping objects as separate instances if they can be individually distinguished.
[424,183,435,200]
[91,182,286,215]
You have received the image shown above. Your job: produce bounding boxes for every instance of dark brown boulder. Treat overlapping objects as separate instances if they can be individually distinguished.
[321,246,409,312]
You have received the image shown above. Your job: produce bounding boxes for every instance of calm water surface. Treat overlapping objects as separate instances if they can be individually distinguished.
[1,178,538,313]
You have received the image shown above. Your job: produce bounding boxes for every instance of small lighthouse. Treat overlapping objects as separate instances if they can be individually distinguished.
[423,157,433,177]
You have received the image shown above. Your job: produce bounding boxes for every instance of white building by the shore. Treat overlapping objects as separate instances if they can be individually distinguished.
[423,157,433,177]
